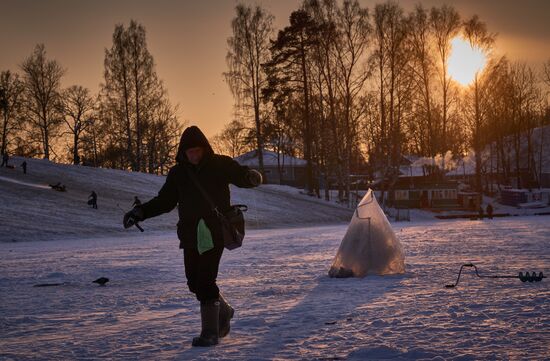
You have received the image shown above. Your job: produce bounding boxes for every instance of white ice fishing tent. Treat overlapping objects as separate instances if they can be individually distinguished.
[329,189,405,278]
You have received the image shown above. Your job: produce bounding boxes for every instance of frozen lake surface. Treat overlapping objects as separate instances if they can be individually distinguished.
[1,217,549,360]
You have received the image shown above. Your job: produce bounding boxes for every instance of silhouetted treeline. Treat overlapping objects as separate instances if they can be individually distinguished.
[219,0,550,199]
[0,20,183,174]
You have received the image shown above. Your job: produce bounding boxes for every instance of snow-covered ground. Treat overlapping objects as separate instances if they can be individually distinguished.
[1,217,548,360]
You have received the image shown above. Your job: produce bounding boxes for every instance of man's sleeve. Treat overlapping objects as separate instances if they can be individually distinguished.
[224,156,255,188]
[140,167,179,219]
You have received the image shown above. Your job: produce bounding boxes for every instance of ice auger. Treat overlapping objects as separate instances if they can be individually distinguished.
[445,263,546,288]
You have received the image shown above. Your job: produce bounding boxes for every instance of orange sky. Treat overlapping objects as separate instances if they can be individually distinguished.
[1,0,549,137]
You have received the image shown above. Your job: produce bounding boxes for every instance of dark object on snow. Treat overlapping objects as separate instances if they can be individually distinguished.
[0,152,8,167]
[49,182,66,192]
[88,191,98,209]
[478,206,484,219]
[93,277,109,286]
[33,283,64,287]
[21,161,27,174]
[328,267,354,278]
[192,299,220,347]
[445,263,546,288]
[486,204,493,219]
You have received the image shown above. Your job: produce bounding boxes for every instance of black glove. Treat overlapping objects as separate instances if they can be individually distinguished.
[123,207,145,229]
[247,169,263,186]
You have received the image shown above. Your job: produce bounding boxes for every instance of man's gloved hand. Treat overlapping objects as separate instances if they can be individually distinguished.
[247,169,263,186]
[123,207,145,229]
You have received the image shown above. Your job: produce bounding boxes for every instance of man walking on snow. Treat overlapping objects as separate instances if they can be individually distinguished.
[123,125,262,347]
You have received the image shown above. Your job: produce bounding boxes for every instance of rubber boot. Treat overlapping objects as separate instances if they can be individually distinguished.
[218,293,234,338]
[192,300,220,347]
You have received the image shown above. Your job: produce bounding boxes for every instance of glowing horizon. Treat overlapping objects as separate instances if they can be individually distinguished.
[448,37,487,86]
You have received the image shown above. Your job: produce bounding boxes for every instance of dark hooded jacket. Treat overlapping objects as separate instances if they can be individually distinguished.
[140,126,255,249]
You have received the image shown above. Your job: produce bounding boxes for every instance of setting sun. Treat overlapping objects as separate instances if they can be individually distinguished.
[448,37,487,86]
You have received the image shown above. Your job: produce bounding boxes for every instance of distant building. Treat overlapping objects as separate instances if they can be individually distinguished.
[373,155,461,209]
[500,188,550,207]
[447,125,550,189]
[389,176,461,209]
[234,149,307,187]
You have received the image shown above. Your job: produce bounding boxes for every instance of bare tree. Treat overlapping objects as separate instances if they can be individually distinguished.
[304,0,342,200]
[430,5,460,165]
[61,85,95,164]
[225,4,274,176]
[20,44,65,159]
[103,24,133,168]
[543,59,550,92]
[144,99,183,174]
[371,1,411,207]
[211,119,252,158]
[102,20,173,171]
[334,0,371,203]
[408,5,435,158]
[463,15,495,193]
[0,71,25,155]
[509,62,539,188]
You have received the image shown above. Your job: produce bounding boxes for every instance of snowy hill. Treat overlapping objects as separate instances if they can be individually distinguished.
[0,157,353,243]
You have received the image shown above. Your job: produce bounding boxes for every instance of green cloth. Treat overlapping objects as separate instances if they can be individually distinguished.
[197,218,214,255]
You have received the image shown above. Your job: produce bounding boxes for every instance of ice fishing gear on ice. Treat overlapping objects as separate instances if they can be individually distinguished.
[445,263,546,288]
[329,189,405,278]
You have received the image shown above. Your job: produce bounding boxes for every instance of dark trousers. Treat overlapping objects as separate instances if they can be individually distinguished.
[183,245,224,303]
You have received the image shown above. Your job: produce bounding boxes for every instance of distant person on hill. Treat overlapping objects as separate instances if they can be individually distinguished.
[486,203,494,219]
[21,161,27,174]
[1,152,8,167]
[88,191,98,209]
[132,196,141,207]
[122,125,262,347]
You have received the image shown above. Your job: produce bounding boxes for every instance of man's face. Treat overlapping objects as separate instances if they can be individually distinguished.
[185,147,204,165]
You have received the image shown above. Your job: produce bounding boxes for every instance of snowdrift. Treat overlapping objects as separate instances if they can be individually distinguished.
[329,189,405,277]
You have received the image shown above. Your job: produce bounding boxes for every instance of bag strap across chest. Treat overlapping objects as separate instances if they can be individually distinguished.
[185,166,223,218]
